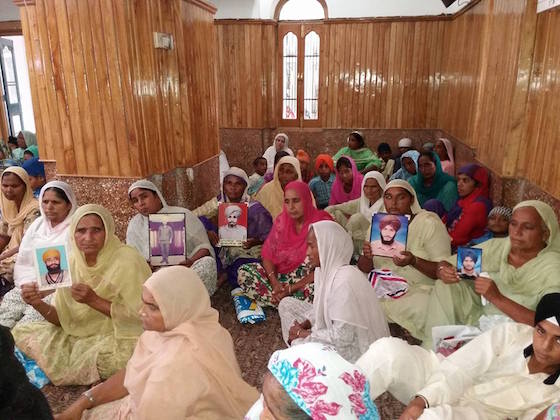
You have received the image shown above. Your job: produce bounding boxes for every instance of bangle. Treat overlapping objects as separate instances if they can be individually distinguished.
[266,271,275,280]
[414,394,429,409]
[82,389,95,408]
[44,305,53,317]
[288,284,292,294]
[296,329,301,337]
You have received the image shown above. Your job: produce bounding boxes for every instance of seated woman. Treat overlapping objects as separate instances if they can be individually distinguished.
[326,171,385,255]
[328,156,363,206]
[126,180,217,295]
[279,221,389,363]
[193,167,273,287]
[446,164,492,248]
[333,131,384,173]
[389,150,420,181]
[434,138,455,176]
[0,181,76,329]
[415,200,560,348]
[0,167,41,296]
[56,266,258,420]
[263,133,294,174]
[254,156,301,219]
[357,180,451,340]
[238,181,331,308]
[12,205,151,385]
[245,342,380,420]
[409,151,458,211]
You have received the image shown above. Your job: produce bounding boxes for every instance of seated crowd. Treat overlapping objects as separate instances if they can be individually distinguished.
[0,130,559,419]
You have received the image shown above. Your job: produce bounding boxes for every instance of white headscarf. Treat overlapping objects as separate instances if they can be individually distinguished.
[262,133,294,173]
[381,179,422,214]
[359,171,386,221]
[13,181,78,287]
[126,180,214,260]
[221,167,250,203]
[311,221,389,346]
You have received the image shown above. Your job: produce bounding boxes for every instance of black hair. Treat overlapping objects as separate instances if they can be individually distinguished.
[336,156,352,171]
[274,151,290,167]
[43,187,71,204]
[253,156,267,166]
[8,136,17,146]
[23,150,34,156]
[462,250,479,264]
[348,131,365,148]
[377,142,391,154]
[419,150,437,163]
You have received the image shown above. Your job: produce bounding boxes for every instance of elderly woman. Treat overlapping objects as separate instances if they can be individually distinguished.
[56,267,258,420]
[0,181,76,329]
[12,205,151,385]
[417,200,560,347]
[357,180,451,340]
[446,164,492,248]
[262,133,294,174]
[328,156,364,206]
[333,131,384,173]
[434,138,455,176]
[0,167,41,296]
[238,181,332,308]
[126,180,217,295]
[254,156,302,219]
[409,151,458,211]
[245,342,380,420]
[193,167,273,287]
[326,171,385,255]
[279,221,389,363]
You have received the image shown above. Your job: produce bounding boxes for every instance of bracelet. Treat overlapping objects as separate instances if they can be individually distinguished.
[82,389,95,407]
[266,271,276,280]
[44,305,53,317]
[414,394,429,409]
[288,284,292,294]
[296,329,301,337]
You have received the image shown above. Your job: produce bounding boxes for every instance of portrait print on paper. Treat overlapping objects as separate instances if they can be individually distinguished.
[218,203,248,246]
[457,246,482,280]
[370,212,409,258]
[34,244,72,291]
[148,213,186,266]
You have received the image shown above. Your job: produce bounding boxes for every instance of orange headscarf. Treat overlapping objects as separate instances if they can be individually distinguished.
[314,154,334,173]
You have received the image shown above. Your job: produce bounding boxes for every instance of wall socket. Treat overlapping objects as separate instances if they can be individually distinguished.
[153,32,174,50]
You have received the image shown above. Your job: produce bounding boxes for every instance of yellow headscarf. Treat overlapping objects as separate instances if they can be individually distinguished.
[0,166,39,249]
[55,204,151,339]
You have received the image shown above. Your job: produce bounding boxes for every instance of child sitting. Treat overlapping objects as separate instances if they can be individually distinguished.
[470,205,512,245]
[248,156,267,196]
[308,154,335,209]
[377,142,395,180]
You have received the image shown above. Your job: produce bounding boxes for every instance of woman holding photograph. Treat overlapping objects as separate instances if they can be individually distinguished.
[237,181,332,308]
[357,180,451,340]
[126,180,217,295]
[0,166,41,296]
[0,181,77,329]
[192,167,273,288]
[56,266,257,420]
[13,204,151,385]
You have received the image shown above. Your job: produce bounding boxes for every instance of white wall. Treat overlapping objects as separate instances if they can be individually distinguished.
[537,0,560,13]
[212,0,473,19]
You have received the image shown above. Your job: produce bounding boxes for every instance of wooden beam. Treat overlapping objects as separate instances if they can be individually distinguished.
[0,20,22,35]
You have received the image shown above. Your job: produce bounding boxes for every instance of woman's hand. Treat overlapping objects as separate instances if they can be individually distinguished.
[54,404,86,420]
[71,284,99,305]
[437,261,460,284]
[288,320,311,344]
[21,283,43,307]
[399,397,426,420]
[474,276,500,301]
[271,284,288,304]
[393,251,415,267]
[206,231,219,247]
[242,238,259,249]
[362,241,373,259]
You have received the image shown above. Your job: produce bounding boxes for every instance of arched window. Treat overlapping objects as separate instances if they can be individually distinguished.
[277,1,326,126]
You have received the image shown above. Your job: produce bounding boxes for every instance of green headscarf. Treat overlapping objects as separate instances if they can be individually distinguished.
[24,145,39,158]
[409,151,457,209]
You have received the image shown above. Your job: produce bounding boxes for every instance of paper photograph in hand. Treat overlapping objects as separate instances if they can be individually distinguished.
[34,244,72,291]
[218,203,248,246]
[148,213,186,266]
[457,246,482,280]
[370,212,409,258]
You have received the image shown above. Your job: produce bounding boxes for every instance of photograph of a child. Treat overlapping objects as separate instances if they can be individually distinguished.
[370,213,409,258]
[218,203,248,246]
[457,246,482,279]
[34,244,72,290]
[148,213,186,266]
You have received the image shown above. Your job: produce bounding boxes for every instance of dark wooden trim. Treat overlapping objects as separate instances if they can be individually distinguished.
[215,19,277,26]
[185,0,217,15]
[0,20,22,35]
[274,0,328,20]
[12,0,35,6]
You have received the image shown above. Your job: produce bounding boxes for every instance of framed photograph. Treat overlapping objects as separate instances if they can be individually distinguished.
[218,203,248,246]
[148,213,186,266]
[33,244,72,291]
[457,246,482,280]
[370,212,410,258]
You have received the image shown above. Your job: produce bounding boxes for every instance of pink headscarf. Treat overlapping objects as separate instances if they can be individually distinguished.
[261,181,332,274]
[329,156,364,205]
